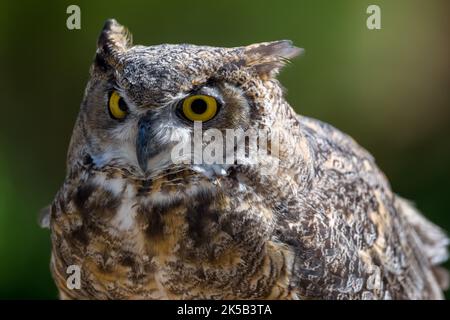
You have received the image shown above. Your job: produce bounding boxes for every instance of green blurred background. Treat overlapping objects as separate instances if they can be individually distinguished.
[0,0,449,299]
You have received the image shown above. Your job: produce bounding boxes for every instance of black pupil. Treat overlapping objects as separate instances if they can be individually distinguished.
[190,98,208,114]
[118,98,128,111]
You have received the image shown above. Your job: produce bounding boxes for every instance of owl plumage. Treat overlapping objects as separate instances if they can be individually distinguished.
[43,19,448,299]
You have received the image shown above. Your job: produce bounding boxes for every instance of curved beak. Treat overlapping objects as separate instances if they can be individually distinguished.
[136,112,163,172]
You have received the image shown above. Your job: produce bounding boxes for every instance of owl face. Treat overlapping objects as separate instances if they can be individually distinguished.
[68,19,301,178]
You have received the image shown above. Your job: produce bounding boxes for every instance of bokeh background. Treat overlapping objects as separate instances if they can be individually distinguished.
[0,0,449,299]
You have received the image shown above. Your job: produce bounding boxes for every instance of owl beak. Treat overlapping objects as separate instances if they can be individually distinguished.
[136,113,161,172]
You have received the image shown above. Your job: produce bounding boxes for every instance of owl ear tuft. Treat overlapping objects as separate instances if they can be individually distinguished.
[243,40,303,79]
[95,19,133,69]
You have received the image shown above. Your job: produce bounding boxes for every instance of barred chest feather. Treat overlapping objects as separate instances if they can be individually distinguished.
[50,166,297,299]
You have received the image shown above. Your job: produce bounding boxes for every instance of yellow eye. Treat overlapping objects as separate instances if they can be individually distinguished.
[108,91,128,120]
[181,95,218,122]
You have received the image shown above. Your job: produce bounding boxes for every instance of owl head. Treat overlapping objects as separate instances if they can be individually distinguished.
[67,19,302,178]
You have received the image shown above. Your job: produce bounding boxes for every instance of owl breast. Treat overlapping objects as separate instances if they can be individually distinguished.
[50,166,297,299]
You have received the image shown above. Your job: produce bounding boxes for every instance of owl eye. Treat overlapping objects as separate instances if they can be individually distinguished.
[108,91,128,120]
[180,95,218,122]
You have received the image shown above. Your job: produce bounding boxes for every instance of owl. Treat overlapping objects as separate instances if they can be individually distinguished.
[41,19,448,300]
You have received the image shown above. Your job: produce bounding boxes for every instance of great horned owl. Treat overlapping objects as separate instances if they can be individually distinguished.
[42,19,448,300]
